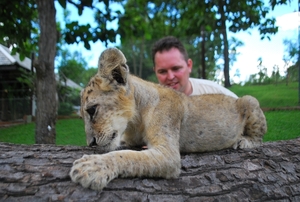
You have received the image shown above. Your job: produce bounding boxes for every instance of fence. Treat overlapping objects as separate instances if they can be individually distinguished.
[0,97,33,122]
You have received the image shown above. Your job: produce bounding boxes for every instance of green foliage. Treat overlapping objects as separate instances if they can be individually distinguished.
[0,0,39,58]
[283,38,298,64]
[56,50,83,108]
[244,65,298,86]
[287,64,299,82]
[58,102,74,116]
[282,38,299,83]
[56,84,81,110]
[57,49,98,87]
[57,49,87,85]
[117,0,290,85]
[82,68,98,86]
[60,0,121,49]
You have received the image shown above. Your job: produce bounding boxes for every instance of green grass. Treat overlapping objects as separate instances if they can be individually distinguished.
[0,82,299,145]
[56,119,85,146]
[230,82,299,108]
[0,119,86,146]
[0,123,35,144]
[231,82,300,142]
[263,110,300,142]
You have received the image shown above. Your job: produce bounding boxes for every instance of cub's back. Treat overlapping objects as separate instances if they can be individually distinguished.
[179,94,241,152]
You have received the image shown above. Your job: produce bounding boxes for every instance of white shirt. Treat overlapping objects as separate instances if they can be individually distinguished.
[189,78,238,98]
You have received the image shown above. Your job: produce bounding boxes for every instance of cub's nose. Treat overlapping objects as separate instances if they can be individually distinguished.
[89,137,97,147]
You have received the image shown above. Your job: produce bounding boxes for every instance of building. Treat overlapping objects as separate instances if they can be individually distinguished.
[0,44,82,121]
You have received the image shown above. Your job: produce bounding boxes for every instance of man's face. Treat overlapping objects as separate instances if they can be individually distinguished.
[154,47,192,95]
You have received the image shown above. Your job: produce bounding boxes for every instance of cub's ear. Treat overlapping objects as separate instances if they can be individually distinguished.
[98,48,129,86]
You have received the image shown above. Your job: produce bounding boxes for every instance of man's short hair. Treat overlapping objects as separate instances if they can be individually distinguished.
[152,36,189,66]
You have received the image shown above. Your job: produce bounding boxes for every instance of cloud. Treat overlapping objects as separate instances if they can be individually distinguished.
[276,12,299,31]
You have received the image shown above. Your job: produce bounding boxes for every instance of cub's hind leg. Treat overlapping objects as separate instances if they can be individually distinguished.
[234,95,267,149]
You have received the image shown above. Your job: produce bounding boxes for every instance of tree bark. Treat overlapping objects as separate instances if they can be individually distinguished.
[0,138,299,201]
[35,0,57,144]
[218,0,231,88]
[200,25,206,79]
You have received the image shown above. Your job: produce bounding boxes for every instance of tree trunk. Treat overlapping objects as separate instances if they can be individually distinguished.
[138,36,145,78]
[0,138,299,201]
[129,37,137,75]
[35,0,57,144]
[200,26,206,79]
[298,0,300,105]
[218,0,231,88]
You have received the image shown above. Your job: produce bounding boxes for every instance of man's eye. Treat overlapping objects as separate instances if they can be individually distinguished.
[158,70,166,74]
[86,105,97,118]
[172,67,181,71]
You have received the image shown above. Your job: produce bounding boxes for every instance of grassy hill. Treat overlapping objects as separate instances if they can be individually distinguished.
[230,82,299,108]
[230,82,300,142]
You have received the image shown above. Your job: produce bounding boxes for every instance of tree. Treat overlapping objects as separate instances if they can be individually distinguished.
[118,0,291,87]
[57,50,87,86]
[35,0,57,144]
[62,0,119,50]
[118,0,153,78]
[0,0,39,59]
[283,38,298,85]
[56,49,94,116]
[0,0,121,144]
[82,68,98,86]
[36,0,119,143]
[197,0,291,87]
[1,138,300,200]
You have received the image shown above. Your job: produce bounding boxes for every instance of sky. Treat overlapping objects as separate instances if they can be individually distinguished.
[228,1,298,83]
[55,0,299,83]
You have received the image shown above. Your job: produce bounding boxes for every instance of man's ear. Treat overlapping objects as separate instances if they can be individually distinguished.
[98,48,129,87]
[187,58,193,73]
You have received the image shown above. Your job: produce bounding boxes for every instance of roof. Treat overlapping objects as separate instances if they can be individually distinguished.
[0,44,82,90]
[0,44,32,70]
[65,78,82,90]
[55,74,83,90]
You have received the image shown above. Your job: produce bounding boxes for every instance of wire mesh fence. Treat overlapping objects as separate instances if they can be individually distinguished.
[0,96,33,122]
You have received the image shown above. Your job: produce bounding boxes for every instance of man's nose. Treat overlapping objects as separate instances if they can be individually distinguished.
[166,71,174,80]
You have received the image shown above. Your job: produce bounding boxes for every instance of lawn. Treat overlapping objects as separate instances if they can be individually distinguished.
[263,110,300,142]
[0,82,299,145]
[0,119,86,146]
[230,82,299,108]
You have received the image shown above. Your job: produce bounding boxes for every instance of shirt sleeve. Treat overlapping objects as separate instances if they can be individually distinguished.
[189,78,238,98]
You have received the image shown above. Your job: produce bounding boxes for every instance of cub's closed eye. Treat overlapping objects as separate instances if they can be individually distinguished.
[86,105,97,117]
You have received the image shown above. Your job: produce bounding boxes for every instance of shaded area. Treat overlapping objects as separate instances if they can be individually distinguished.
[0,138,299,201]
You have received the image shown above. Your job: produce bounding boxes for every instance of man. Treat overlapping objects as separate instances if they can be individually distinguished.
[152,36,238,98]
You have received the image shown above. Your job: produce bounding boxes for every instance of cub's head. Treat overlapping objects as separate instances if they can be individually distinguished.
[80,48,134,152]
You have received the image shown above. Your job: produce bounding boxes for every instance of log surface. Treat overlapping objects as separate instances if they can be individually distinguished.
[0,138,300,201]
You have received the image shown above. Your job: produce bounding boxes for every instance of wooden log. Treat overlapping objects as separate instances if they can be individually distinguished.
[0,138,299,201]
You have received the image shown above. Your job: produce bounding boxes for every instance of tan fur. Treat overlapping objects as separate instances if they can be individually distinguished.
[70,48,267,190]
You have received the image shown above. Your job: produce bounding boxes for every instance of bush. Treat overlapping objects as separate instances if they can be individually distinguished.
[58,102,74,116]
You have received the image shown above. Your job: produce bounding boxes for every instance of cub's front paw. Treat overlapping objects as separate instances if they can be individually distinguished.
[70,154,117,190]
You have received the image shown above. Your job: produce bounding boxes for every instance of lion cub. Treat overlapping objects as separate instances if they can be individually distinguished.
[70,48,267,190]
